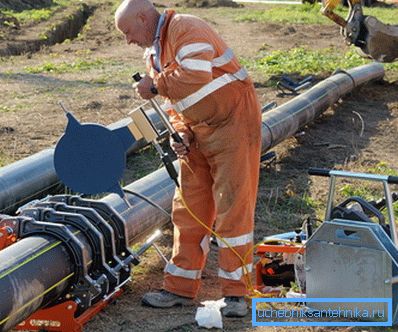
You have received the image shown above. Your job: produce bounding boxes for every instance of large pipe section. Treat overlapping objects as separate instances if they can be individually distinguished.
[0,168,174,331]
[0,63,384,215]
[0,110,165,215]
[0,149,60,214]
[0,63,384,331]
[261,63,385,150]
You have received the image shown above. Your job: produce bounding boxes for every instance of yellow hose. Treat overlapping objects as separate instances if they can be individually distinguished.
[177,186,303,299]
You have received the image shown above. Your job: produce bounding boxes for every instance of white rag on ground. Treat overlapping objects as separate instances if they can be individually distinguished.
[195,298,227,329]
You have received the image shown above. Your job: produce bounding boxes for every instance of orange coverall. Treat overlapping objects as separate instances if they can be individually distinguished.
[147,9,262,298]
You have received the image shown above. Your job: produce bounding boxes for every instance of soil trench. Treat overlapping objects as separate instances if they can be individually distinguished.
[0,3,94,56]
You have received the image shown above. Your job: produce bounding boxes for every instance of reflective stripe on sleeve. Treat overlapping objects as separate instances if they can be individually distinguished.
[164,262,202,280]
[212,48,234,67]
[180,59,212,72]
[173,67,248,113]
[176,43,214,63]
[216,232,253,249]
[218,264,253,281]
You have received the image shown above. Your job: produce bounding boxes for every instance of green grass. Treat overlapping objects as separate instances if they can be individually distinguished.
[125,145,166,182]
[235,3,398,25]
[368,161,398,177]
[236,3,334,25]
[24,58,122,74]
[338,162,398,200]
[0,0,69,25]
[0,105,14,113]
[257,162,398,234]
[0,153,11,167]
[256,171,320,232]
[339,183,378,201]
[338,182,398,220]
[241,47,398,79]
[8,8,53,24]
[334,162,398,220]
[256,193,316,232]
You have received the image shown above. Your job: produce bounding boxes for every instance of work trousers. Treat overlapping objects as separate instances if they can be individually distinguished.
[163,85,262,298]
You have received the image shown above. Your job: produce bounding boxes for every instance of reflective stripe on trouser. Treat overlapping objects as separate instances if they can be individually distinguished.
[164,262,202,279]
[163,85,262,298]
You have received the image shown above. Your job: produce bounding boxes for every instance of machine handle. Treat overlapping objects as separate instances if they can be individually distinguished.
[132,72,189,151]
[309,168,398,184]
[333,196,386,226]
[162,154,180,188]
[308,167,330,177]
[388,176,398,184]
[132,72,142,82]
[170,132,185,145]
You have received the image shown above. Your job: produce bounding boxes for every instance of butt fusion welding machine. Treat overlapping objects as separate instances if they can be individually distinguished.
[2,82,398,328]
[255,168,398,323]
[0,75,183,331]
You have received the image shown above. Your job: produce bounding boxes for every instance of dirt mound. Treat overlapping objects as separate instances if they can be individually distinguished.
[177,0,241,8]
[0,0,53,12]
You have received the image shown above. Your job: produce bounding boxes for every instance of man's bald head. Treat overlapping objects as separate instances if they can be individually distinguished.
[115,0,155,25]
[115,0,160,49]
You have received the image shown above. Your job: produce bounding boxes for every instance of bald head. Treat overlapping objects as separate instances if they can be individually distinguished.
[115,0,156,24]
[115,0,160,49]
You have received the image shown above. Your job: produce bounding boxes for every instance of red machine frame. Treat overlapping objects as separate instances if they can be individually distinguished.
[0,226,124,332]
[13,290,123,332]
[255,243,305,291]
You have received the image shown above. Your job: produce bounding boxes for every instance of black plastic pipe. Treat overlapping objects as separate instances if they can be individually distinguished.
[0,168,174,332]
[0,110,165,215]
[260,63,385,150]
[0,63,384,215]
[0,63,385,331]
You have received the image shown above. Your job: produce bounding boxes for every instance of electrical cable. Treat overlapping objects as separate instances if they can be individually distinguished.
[177,186,304,299]
[122,189,171,219]
[175,158,305,297]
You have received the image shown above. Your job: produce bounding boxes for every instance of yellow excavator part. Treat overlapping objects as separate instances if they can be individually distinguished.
[322,0,341,10]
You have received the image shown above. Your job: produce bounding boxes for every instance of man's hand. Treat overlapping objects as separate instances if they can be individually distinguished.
[135,75,157,100]
[170,132,190,158]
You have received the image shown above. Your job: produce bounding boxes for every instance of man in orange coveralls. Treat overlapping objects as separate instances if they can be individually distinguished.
[115,0,262,317]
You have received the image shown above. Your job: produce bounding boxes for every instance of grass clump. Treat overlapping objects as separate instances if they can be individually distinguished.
[338,182,398,221]
[0,105,13,113]
[241,47,398,78]
[339,183,377,201]
[235,3,398,25]
[0,152,11,167]
[337,162,398,199]
[124,145,165,182]
[0,0,70,25]
[335,163,398,221]
[24,58,120,74]
[236,3,335,25]
[256,171,320,233]
[7,8,53,24]
[367,161,398,177]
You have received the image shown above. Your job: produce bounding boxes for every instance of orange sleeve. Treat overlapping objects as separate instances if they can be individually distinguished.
[153,20,215,101]
[165,108,193,141]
